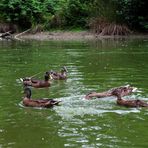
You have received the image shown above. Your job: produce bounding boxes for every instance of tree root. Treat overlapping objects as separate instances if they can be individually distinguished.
[89,18,131,36]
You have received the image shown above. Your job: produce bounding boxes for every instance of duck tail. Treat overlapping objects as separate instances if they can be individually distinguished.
[62,66,68,72]
[51,100,61,105]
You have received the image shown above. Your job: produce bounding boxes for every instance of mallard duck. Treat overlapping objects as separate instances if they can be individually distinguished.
[23,72,51,88]
[112,87,148,107]
[49,66,68,80]
[23,87,61,108]
[85,85,135,99]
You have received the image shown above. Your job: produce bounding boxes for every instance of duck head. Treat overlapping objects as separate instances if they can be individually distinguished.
[24,87,32,99]
[48,70,55,79]
[111,85,136,97]
[48,70,54,75]
[44,72,50,81]
[22,77,31,81]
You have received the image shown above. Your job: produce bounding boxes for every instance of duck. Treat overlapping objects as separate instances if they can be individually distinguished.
[112,87,148,107]
[49,66,68,80]
[23,87,61,108]
[85,85,135,99]
[23,72,51,88]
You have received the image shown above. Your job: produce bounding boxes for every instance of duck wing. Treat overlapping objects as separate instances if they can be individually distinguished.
[35,98,52,103]
[35,99,61,105]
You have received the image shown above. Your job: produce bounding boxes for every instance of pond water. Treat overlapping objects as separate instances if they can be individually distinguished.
[0,37,148,148]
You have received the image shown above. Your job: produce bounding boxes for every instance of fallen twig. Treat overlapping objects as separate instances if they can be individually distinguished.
[0,31,12,38]
[14,29,31,40]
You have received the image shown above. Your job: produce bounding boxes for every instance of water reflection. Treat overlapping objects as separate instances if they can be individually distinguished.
[0,37,148,147]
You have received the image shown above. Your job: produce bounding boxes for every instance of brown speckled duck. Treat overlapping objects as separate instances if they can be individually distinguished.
[85,85,135,99]
[23,72,51,88]
[49,66,68,80]
[23,87,61,108]
[112,87,148,108]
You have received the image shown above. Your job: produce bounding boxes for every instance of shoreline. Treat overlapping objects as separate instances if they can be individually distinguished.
[20,31,148,41]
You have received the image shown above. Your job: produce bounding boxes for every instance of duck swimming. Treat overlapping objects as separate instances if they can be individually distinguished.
[23,72,51,88]
[49,66,68,80]
[23,87,61,108]
[112,87,148,107]
[85,85,135,99]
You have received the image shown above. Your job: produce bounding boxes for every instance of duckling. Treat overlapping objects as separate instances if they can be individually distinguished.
[85,85,135,99]
[112,88,148,108]
[49,66,68,80]
[23,72,51,88]
[23,87,61,108]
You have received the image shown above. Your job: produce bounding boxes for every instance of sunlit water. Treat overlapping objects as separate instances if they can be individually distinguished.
[0,38,148,147]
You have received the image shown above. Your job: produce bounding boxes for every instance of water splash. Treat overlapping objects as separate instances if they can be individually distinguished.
[53,95,141,120]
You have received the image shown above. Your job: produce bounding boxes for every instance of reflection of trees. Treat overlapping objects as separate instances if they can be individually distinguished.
[75,38,148,90]
[0,41,34,66]
[0,38,147,92]
[0,41,34,89]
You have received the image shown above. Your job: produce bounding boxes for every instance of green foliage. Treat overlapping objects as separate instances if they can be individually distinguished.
[58,0,89,28]
[115,0,148,31]
[87,0,148,32]
[0,0,147,32]
[88,0,117,22]
[0,0,58,28]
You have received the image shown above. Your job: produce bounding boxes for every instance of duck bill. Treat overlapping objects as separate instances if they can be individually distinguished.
[131,87,142,93]
[124,85,137,93]
[49,74,53,80]
[132,87,138,92]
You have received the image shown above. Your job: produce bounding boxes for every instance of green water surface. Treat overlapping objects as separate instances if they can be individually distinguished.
[0,38,148,148]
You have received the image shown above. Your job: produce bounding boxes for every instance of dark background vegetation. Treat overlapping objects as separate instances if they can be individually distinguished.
[0,0,147,32]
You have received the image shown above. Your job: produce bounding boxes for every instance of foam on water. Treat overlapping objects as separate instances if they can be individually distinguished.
[18,92,145,121]
[53,95,141,120]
